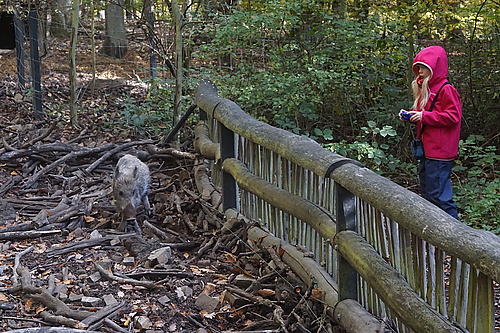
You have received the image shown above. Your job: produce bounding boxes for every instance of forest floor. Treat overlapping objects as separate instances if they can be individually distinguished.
[0,36,343,333]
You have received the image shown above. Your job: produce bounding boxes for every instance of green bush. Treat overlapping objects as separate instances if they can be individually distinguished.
[325,120,416,176]
[194,1,409,141]
[453,135,500,233]
[117,82,174,136]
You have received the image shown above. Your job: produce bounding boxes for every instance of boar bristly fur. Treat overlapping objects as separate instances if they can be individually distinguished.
[113,154,151,231]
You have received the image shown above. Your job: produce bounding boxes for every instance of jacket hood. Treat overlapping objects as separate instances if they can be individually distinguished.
[412,46,449,86]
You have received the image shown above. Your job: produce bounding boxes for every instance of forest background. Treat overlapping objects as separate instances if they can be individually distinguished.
[3,0,500,233]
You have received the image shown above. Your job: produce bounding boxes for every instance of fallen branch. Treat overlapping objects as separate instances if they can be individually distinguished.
[225,286,273,308]
[93,262,156,290]
[143,220,179,242]
[20,119,60,149]
[0,175,23,196]
[38,311,86,329]
[5,329,101,333]
[47,234,134,257]
[126,269,194,280]
[85,139,154,173]
[0,316,45,325]
[194,162,221,208]
[0,230,62,241]
[146,144,196,160]
[102,318,130,333]
[164,147,196,160]
[16,266,92,321]
[0,141,88,161]
[12,246,34,288]
[81,301,125,327]
[23,143,115,188]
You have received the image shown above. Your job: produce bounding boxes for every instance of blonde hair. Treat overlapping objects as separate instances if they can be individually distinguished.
[411,76,431,111]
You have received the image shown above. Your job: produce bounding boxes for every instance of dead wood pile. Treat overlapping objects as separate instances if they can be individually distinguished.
[0,117,342,333]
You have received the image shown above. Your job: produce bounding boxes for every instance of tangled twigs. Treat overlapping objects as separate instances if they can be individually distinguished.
[14,266,92,325]
[85,139,154,173]
[22,143,115,188]
[20,118,60,149]
[93,262,156,290]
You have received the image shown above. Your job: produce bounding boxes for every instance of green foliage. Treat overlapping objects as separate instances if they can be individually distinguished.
[453,135,500,234]
[195,2,409,140]
[325,120,412,174]
[117,83,174,135]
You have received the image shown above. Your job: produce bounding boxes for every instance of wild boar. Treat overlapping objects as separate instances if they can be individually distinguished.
[112,154,151,231]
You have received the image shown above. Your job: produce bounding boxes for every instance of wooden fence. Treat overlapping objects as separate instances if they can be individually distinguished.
[193,79,500,333]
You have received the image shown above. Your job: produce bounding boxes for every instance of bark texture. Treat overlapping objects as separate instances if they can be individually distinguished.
[102,0,128,58]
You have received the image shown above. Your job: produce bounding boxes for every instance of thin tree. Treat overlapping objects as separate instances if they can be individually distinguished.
[69,0,81,125]
[90,0,97,94]
[172,0,183,130]
[102,0,128,58]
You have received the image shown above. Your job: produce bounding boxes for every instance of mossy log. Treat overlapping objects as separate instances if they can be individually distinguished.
[334,230,464,333]
[226,209,386,333]
[193,121,220,161]
[222,158,336,241]
[331,163,500,283]
[193,162,222,209]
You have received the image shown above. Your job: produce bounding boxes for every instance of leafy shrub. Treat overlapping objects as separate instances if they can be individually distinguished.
[453,135,500,233]
[194,1,409,141]
[117,83,174,136]
[325,120,415,175]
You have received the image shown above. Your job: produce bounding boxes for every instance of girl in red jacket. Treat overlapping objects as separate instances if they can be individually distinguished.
[399,46,462,219]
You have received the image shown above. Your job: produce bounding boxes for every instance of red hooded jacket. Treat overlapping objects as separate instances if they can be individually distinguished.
[412,46,462,160]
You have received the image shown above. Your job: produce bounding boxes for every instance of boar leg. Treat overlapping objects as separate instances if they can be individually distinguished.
[143,195,151,216]
[131,219,143,235]
[118,204,137,232]
[117,217,128,232]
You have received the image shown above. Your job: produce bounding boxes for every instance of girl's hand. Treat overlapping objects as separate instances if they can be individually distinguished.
[407,111,422,123]
[399,109,420,123]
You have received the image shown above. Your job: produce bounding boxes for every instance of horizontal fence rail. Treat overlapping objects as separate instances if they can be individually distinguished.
[193,79,500,333]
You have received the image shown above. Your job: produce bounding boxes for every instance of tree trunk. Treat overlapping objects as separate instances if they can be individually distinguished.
[142,0,157,79]
[102,0,128,59]
[90,0,96,94]
[69,0,81,125]
[331,0,347,18]
[172,0,183,131]
[51,0,72,37]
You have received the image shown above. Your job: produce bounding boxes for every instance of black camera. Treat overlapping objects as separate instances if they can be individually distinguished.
[401,110,412,121]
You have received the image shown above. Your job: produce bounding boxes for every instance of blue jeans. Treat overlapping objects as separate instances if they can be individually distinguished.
[418,158,458,219]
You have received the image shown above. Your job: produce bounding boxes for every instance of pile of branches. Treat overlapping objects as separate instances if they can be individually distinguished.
[0,116,197,234]
[0,119,341,333]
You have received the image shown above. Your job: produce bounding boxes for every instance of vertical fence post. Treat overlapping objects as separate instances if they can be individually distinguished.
[336,183,358,301]
[28,10,43,120]
[220,123,238,211]
[14,13,25,90]
[148,10,157,80]
[199,109,207,121]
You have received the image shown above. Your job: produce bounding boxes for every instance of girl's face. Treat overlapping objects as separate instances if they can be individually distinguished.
[417,65,431,79]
